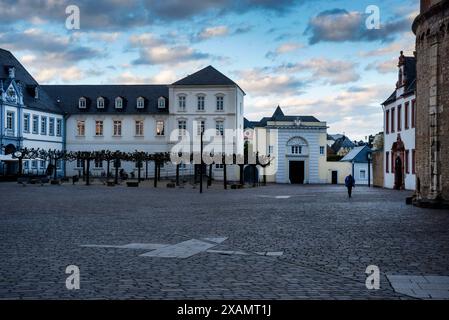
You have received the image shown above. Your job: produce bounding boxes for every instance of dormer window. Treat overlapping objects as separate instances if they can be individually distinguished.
[137,97,145,109]
[34,87,39,99]
[79,97,87,109]
[115,97,123,109]
[158,97,166,109]
[97,97,105,109]
[8,67,15,79]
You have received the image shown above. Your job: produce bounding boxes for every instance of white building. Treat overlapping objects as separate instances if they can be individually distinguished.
[340,145,373,186]
[0,48,64,177]
[43,66,245,180]
[381,51,416,190]
[245,106,328,184]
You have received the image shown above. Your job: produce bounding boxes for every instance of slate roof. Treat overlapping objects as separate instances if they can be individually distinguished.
[341,145,371,163]
[382,56,416,106]
[0,48,63,114]
[244,106,321,128]
[172,65,245,94]
[331,136,356,153]
[42,85,169,115]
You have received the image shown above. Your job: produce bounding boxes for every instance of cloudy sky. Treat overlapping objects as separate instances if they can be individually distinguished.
[0,0,418,140]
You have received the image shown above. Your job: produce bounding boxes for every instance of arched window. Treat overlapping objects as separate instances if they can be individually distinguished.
[287,137,308,155]
[137,97,145,109]
[97,97,105,109]
[158,97,166,109]
[79,97,87,109]
[115,97,123,109]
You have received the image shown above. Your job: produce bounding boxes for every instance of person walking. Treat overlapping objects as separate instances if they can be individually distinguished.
[345,174,355,198]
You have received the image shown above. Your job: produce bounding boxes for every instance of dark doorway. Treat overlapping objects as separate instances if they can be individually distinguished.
[331,171,338,184]
[4,144,18,176]
[243,165,259,185]
[394,156,403,190]
[289,161,305,184]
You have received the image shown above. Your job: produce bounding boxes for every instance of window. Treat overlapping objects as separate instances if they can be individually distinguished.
[178,120,187,136]
[31,160,38,169]
[32,115,39,134]
[77,121,85,136]
[97,97,105,109]
[197,95,205,111]
[178,96,186,111]
[386,110,390,134]
[397,105,402,132]
[269,146,274,155]
[405,150,410,174]
[56,160,62,170]
[158,97,166,109]
[216,120,224,136]
[320,146,325,155]
[360,170,366,180]
[79,97,86,109]
[49,118,55,136]
[216,95,224,111]
[115,97,123,109]
[95,159,103,168]
[412,149,416,174]
[135,120,144,136]
[215,164,224,169]
[113,120,122,136]
[405,102,410,130]
[197,120,205,135]
[76,159,83,168]
[137,97,145,109]
[291,145,302,154]
[6,111,14,133]
[40,160,46,169]
[24,161,29,170]
[40,116,47,135]
[156,121,164,136]
[391,107,395,133]
[95,120,104,136]
[56,119,62,137]
[23,114,30,133]
[411,99,416,128]
[386,152,389,173]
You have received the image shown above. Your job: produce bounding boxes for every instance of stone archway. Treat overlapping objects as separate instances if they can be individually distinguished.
[392,134,405,190]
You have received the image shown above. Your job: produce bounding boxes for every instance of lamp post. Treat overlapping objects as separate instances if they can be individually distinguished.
[367,151,372,188]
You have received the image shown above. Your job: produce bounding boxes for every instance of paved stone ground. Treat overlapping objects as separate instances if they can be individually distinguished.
[0,182,448,300]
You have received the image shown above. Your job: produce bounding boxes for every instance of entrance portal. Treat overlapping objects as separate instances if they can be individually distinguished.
[289,161,305,184]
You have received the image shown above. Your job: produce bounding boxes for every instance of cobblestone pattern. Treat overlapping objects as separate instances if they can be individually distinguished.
[0,183,448,299]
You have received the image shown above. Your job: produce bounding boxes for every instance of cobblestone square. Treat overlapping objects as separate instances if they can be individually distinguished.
[1,183,449,299]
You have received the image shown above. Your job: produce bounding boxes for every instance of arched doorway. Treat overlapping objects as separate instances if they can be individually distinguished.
[286,137,308,184]
[244,165,259,185]
[391,134,405,190]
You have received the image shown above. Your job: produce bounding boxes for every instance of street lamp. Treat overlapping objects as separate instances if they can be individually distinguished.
[367,151,372,188]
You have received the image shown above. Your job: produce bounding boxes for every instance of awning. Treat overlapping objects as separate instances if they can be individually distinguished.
[0,154,19,162]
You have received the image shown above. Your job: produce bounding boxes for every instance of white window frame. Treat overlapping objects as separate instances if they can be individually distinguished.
[137,97,145,109]
[77,120,85,136]
[216,95,224,111]
[56,119,62,137]
[113,120,122,137]
[178,120,187,136]
[197,120,205,135]
[178,95,186,112]
[158,97,166,109]
[135,120,144,136]
[23,113,30,133]
[97,97,105,109]
[156,120,165,136]
[95,120,104,136]
[79,97,87,109]
[197,95,205,111]
[40,116,47,135]
[215,120,224,136]
[115,97,123,109]
[32,115,39,134]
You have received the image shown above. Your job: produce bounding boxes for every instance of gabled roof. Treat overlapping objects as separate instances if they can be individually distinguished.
[331,136,356,153]
[244,106,321,128]
[382,55,416,106]
[172,65,245,94]
[340,145,371,163]
[0,48,62,114]
[42,85,169,115]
